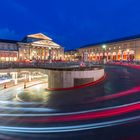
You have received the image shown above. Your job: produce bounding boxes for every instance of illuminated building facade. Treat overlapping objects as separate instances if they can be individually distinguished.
[78,34,140,61]
[0,39,18,62]
[18,33,64,61]
[0,33,64,62]
[64,50,81,61]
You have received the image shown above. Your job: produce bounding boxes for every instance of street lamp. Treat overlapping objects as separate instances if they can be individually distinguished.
[102,45,106,49]
[102,45,107,63]
[127,49,130,53]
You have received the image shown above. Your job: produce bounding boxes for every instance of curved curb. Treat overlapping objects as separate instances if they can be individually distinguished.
[15,82,48,102]
[16,93,24,102]
[47,73,107,91]
[108,63,140,70]
[26,82,48,89]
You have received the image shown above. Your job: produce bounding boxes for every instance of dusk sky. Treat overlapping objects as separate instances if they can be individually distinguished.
[0,0,140,50]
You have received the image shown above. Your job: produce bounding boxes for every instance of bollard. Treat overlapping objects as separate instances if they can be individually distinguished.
[24,83,26,89]
[4,84,6,89]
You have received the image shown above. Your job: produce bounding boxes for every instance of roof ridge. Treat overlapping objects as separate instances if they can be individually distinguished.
[80,34,140,48]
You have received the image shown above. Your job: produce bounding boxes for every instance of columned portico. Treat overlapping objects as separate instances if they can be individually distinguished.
[18,33,64,61]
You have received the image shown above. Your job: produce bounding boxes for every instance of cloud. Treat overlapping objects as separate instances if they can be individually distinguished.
[0,28,19,40]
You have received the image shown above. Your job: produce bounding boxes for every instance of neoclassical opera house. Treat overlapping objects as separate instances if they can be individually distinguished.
[0,33,64,62]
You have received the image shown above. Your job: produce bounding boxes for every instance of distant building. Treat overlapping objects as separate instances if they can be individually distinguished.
[64,49,81,61]
[0,33,64,62]
[0,39,18,62]
[78,34,140,61]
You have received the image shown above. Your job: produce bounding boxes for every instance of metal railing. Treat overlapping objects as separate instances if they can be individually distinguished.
[1,60,138,70]
[0,61,104,69]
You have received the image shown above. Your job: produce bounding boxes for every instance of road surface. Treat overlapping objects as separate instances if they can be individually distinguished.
[0,65,140,140]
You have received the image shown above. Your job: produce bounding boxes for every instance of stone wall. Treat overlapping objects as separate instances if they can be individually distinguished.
[48,68,104,89]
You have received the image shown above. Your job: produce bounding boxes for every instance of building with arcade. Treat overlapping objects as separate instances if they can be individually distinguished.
[78,34,140,61]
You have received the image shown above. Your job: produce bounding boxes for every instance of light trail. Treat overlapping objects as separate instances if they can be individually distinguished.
[0,65,140,135]
[0,101,139,117]
[0,106,55,112]
[93,85,140,102]
[5,101,140,123]
[0,115,139,133]
[0,83,140,117]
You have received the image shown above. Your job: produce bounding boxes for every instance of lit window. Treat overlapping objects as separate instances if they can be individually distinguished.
[6,57,9,61]
[1,57,4,61]
[14,57,17,61]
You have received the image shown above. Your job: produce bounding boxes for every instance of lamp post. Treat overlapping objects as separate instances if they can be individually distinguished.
[102,45,107,64]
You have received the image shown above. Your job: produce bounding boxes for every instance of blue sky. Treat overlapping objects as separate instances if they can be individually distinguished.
[0,0,140,50]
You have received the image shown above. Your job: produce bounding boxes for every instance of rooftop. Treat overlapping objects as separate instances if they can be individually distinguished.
[27,33,52,41]
[80,34,140,49]
[0,39,18,44]
[65,49,77,52]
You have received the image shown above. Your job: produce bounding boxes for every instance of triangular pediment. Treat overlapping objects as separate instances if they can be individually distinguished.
[32,40,61,48]
[27,33,52,40]
[21,33,62,49]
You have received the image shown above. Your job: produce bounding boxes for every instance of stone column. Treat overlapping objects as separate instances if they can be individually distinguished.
[121,50,124,60]
[106,52,108,61]
[29,73,32,82]
[37,47,40,60]
[46,48,49,60]
[44,48,46,60]
[116,52,118,60]
[12,72,18,85]
[48,47,52,61]
[29,46,31,60]
[40,47,43,60]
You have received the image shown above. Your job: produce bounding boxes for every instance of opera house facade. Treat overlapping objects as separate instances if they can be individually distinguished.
[0,33,64,62]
